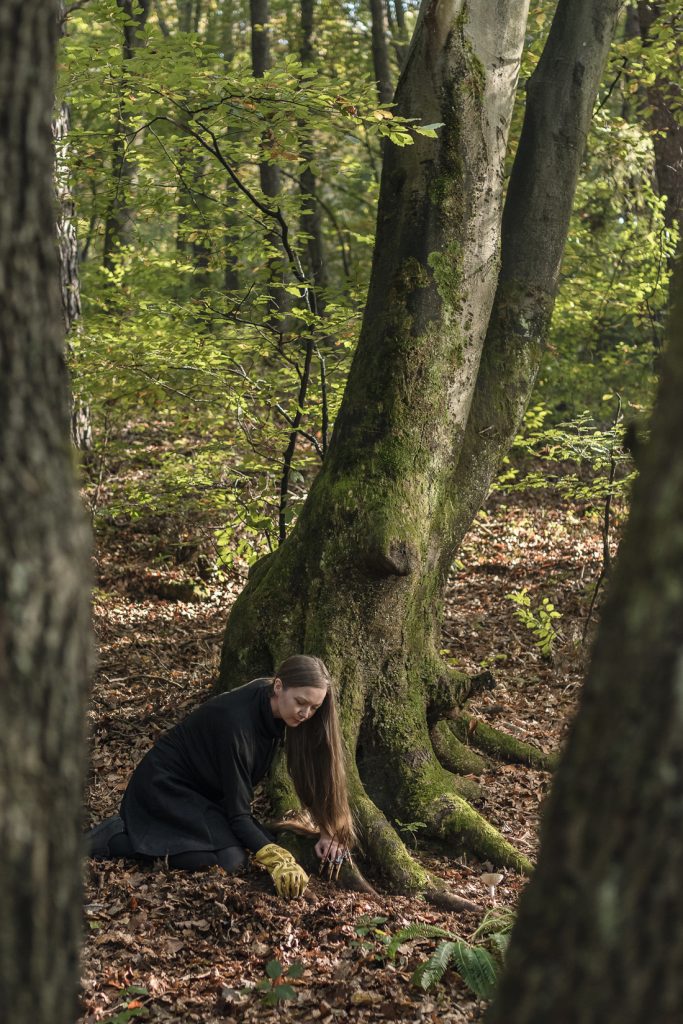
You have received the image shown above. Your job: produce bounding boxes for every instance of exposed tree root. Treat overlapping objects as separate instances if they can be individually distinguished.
[430,719,489,777]
[407,781,533,875]
[425,886,482,914]
[451,713,558,771]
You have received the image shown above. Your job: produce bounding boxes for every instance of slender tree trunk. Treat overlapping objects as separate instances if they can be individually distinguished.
[391,0,410,68]
[218,0,241,294]
[250,0,287,325]
[102,0,151,272]
[0,3,93,1022]
[369,0,394,105]
[299,0,328,302]
[487,270,683,1024]
[53,98,91,450]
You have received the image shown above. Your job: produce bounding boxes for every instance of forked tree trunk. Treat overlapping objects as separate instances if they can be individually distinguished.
[0,2,93,1022]
[218,0,621,894]
[487,275,683,1024]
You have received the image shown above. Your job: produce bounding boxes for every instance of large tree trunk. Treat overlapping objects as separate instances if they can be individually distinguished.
[486,277,683,1024]
[217,0,621,894]
[0,2,93,1022]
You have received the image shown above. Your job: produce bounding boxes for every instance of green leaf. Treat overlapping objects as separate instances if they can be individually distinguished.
[273,983,297,1001]
[265,959,283,979]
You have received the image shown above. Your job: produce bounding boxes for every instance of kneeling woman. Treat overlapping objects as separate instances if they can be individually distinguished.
[88,655,354,898]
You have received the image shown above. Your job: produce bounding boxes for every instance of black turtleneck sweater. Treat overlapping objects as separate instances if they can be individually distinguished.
[120,678,285,856]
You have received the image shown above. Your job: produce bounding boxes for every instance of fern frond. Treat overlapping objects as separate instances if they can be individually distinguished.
[411,940,460,991]
[487,930,510,962]
[451,941,500,1000]
[386,923,454,959]
[471,907,515,940]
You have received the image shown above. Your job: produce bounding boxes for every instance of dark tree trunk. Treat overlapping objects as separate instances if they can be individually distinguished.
[102,0,151,272]
[487,273,683,1024]
[391,0,410,68]
[369,0,394,105]
[217,0,621,895]
[0,2,93,1022]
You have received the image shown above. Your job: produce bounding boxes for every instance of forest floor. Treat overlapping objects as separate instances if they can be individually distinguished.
[81,486,612,1024]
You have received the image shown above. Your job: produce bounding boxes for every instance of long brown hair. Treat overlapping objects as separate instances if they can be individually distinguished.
[275,655,355,848]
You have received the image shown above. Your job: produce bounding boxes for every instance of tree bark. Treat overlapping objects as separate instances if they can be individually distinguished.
[0,2,93,1022]
[486,275,683,1024]
[217,0,621,892]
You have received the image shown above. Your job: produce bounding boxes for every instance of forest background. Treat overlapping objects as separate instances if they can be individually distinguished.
[62,0,676,556]
[5,0,682,1022]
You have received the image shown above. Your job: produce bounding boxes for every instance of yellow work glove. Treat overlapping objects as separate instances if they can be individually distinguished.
[253,843,309,898]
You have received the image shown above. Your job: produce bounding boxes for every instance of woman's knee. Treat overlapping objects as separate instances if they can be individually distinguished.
[216,846,248,873]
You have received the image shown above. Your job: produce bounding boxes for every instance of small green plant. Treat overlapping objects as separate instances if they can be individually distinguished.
[395,818,427,847]
[384,909,515,999]
[253,959,304,1007]
[351,915,391,954]
[505,588,562,658]
[103,986,149,1023]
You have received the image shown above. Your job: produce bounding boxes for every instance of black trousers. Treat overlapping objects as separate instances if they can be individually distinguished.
[87,815,248,873]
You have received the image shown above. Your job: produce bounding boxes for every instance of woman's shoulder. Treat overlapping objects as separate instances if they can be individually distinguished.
[200,677,271,723]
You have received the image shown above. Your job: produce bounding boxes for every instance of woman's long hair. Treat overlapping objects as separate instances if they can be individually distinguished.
[275,655,356,848]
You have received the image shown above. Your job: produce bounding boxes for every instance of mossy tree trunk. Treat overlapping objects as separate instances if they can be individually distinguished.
[218,0,622,894]
[486,280,683,1024]
[0,2,93,1021]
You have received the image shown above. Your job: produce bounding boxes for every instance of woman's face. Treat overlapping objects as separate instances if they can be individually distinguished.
[272,679,325,727]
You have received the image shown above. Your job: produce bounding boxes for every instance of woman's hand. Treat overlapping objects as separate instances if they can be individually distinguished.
[315,832,347,864]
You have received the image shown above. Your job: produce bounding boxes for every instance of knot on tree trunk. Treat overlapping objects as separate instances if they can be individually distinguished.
[366,537,419,577]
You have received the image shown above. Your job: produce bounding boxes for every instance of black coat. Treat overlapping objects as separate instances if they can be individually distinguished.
[120,678,284,856]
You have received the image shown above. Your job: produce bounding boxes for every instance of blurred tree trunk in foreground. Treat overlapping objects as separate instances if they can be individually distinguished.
[488,271,683,1023]
[0,2,93,1022]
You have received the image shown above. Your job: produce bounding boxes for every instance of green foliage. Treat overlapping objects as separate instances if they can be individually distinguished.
[498,402,637,513]
[59,0,674,566]
[412,940,498,999]
[253,959,304,1007]
[395,818,428,847]
[505,588,562,658]
[380,909,515,1000]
